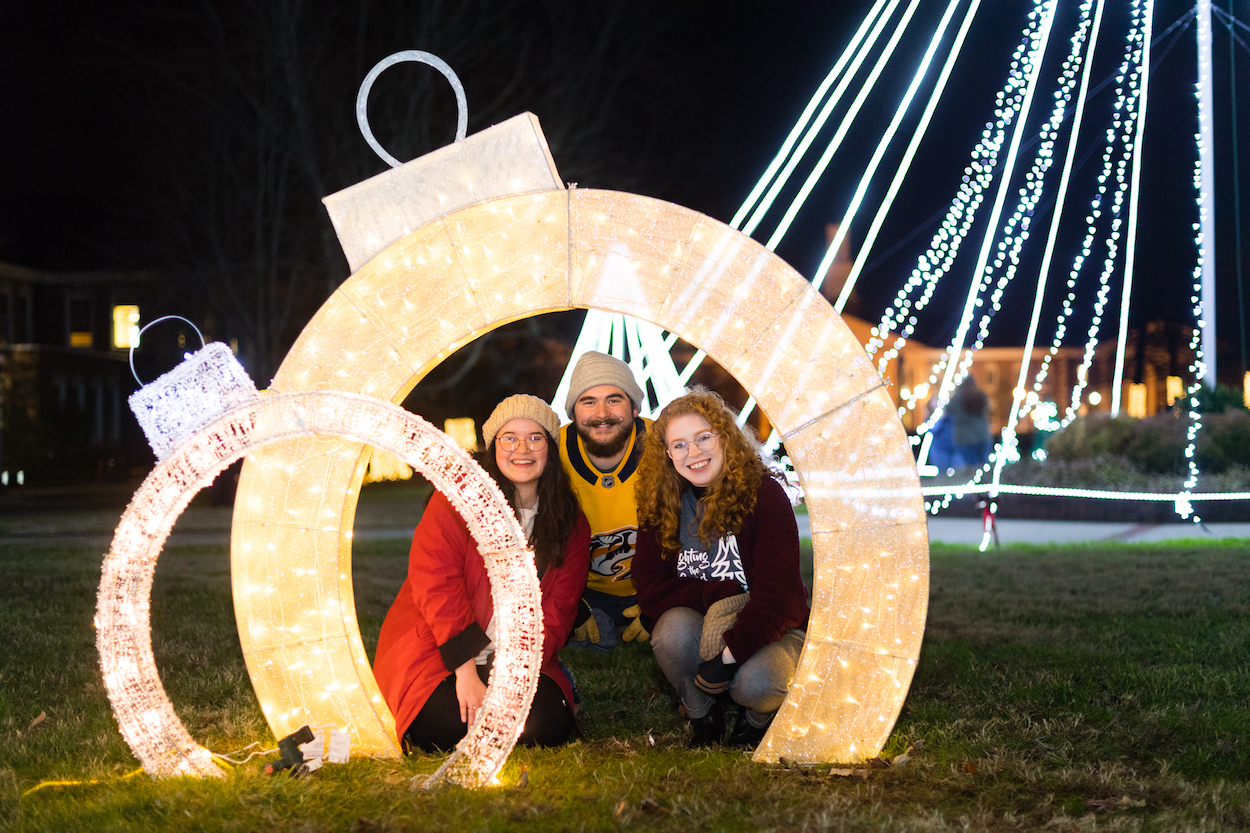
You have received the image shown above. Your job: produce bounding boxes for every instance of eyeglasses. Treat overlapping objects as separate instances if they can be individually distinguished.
[497,433,548,451]
[667,431,718,460]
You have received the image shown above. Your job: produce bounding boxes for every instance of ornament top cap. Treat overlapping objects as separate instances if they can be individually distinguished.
[128,341,259,461]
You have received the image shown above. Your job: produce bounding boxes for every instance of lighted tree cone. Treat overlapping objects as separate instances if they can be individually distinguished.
[235,187,928,766]
[97,391,539,785]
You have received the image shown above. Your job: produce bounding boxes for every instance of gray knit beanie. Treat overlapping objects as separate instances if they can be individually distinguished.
[563,351,645,415]
[482,395,560,447]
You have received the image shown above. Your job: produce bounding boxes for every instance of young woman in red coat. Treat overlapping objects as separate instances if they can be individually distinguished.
[373,395,590,752]
[633,389,810,750]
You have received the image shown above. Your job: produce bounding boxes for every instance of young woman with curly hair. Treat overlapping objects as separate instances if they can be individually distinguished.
[373,395,589,752]
[633,389,810,750]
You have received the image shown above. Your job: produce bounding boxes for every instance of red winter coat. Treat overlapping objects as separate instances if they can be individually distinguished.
[633,475,810,664]
[373,491,590,739]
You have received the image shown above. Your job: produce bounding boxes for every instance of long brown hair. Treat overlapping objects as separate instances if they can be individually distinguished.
[477,430,580,571]
[636,389,766,558]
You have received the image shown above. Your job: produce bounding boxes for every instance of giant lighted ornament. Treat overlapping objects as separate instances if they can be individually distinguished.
[232,53,928,769]
[98,336,542,786]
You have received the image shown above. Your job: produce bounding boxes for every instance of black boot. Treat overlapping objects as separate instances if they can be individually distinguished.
[688,700,726,749]
[727,709,773,750]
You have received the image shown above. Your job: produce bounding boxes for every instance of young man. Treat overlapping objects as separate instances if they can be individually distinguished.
[559,351,652,651]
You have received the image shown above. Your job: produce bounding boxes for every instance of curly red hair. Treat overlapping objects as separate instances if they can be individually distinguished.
[636,388,767,558]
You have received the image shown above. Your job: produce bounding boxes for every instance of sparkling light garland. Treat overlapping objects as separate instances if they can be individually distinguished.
[866,0,1052,377]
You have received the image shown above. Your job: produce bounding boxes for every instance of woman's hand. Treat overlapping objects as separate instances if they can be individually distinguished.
[454,660,488,725]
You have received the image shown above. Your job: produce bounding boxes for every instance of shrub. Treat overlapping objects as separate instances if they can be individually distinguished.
[1039,409,1250,476]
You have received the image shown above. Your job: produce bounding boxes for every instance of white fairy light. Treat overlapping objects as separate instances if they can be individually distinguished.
[867,0,1052,377]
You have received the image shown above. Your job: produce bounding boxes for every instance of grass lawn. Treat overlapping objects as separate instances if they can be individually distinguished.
[2,529,1249,831]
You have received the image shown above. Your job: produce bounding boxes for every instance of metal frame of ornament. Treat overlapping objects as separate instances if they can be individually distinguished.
[232,187,930,767]
[97,391,539,786]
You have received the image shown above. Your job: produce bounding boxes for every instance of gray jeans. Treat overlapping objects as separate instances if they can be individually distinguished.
[650,606,804,720]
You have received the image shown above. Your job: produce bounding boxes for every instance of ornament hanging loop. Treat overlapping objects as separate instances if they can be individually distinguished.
[128,314,206,386]
[356,51,468,168]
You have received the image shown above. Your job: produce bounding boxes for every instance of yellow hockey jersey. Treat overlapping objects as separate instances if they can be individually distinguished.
[558,417,650,597]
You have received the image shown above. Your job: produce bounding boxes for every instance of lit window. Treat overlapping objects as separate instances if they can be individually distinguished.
[1127,383,1148,418]
[443,417,478,451]
[1165,376,1183,407]
[113,305,141,349]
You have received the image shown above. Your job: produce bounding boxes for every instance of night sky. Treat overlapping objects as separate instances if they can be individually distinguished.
[2,1,1248,379]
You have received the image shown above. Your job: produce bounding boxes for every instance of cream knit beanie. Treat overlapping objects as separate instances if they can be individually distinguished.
[482,394,560,447]
[563,351,645,415]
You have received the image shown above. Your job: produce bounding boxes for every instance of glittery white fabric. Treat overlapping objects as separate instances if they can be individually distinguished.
[127,342,259,460]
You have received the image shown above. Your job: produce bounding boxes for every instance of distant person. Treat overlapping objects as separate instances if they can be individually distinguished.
[632,389,809,750]
[559,351,652,651]
[372,395,589,752]
[929,377,992,470]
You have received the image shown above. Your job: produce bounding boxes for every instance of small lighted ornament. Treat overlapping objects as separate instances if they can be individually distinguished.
[232,51,929,769]
[98,317,540,786]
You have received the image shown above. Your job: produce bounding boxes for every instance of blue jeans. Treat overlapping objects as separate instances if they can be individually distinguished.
[650,606,804,721]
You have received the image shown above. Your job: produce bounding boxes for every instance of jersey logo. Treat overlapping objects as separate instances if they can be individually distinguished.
[589,528,635,582]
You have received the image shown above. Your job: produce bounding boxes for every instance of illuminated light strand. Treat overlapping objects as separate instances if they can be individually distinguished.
[815,0,969,295]
[1179,147,1211,521]
[833,0,984,312]
[1111,0,1157,416]
[924,0,1060,450]
[732,0,897,232]
[1024,2,1143,416]
[921,482,1250,501]
[994,0,1108,490]
[1013,0,1147,430]
[764,0,927,251]
[867,1,1052,374]
[909,0,1061,468]
[956,0,1098,397]
[1175,0,1215,522]
[1059,2,1150,427]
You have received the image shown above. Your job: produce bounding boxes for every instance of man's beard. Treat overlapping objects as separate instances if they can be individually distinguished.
[578,417,632,460]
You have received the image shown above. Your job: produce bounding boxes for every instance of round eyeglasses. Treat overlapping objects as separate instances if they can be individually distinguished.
[497,433,548,452]
[667,431,718,460]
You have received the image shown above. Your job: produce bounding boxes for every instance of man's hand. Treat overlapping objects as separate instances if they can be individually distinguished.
[621,604,650,643]
[571,598,600,644]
